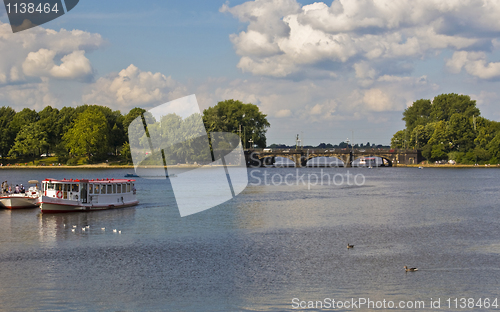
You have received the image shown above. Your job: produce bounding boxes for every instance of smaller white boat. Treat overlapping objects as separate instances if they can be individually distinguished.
[0,180,41,209]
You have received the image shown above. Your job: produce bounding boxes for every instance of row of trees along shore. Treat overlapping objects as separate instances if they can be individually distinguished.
[391,93,500,164]
[0,99,270,165]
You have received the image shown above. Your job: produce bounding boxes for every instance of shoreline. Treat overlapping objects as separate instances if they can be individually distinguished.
[396,164,500,168]
[0,163,499,169]
[0,164,201,169]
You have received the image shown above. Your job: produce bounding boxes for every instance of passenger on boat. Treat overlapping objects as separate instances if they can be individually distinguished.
[14,184,20,194]
[20,184,25,193]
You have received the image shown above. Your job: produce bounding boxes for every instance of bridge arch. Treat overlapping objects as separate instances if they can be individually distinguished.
[380,156,393,167]
[352,155,392,167]
[274,156,296,167]
[305,156,345,167]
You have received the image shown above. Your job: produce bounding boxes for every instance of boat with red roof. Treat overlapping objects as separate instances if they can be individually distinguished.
[39,178,138,213]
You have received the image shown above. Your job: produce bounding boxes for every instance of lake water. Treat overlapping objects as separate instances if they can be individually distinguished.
[1,167,500,311]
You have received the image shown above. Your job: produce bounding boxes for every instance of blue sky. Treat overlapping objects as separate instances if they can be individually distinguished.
[1,0,500,146]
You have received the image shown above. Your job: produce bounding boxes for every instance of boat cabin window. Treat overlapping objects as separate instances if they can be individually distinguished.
[47,183,54,190]
[89,185,93,194]
[100,184,106,194]
[72,184,79,192]
[64,184,69,192]
[94,184,99,194]
[56,184,63,191]
[107,185,112,194]
[122,184,126,193]
[117,184,121,193]
[127,183,130,192]
[113,184,116,193]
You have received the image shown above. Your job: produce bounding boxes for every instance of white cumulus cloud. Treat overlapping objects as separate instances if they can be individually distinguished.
[83,64,187,110]
[22,49,93,80]
[0,21,103,84]
[0,20,104,108]
[0,78,60,110]
[446,51,500,79]
[223,0,499,80]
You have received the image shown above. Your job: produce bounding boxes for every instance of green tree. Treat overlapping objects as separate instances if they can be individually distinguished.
[403,99,431,133]
[121,142,132,163]
[0,107,16,157]
[90,105,125,154]
[430,144,448,161]
[54,106,79,158]
[392,93,497,164]
[8,123,49,157]
[409,125,432,149]
[446,113,475,152]
[202,99,270,148]
[56,107,78,135]
[474,117,500,149]
[38,106,60,155]
[430,93,479,122]
[473,146,490,163]
[9,108,39,136]
[63,107,108,161]
[486,131,500,160]
[123,107,147,137]
[427,121,449,146]
[390,130,406,149]
[110,123,124,155]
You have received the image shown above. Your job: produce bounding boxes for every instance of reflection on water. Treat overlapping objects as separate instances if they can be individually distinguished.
[0,167,500,311]
[37,208,137,245]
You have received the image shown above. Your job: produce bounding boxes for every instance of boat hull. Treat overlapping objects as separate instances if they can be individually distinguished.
[40,197,139,213]
[0,196,39,209]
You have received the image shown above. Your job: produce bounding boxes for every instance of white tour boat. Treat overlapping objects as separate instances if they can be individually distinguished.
[0,180,41,209]
[39,178,138,213]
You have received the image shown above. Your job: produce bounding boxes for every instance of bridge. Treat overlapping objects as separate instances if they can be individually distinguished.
[245,149,423,167]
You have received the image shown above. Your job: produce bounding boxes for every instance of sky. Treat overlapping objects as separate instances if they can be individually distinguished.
[1,0,500,146]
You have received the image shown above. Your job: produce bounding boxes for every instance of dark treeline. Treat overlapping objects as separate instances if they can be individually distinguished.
[391,93,500,164]
[0,99,270,165]
[0,105,145,164]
